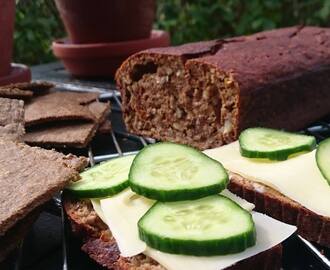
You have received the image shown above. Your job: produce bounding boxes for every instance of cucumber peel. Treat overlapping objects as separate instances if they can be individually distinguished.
[316,138,330,186]
[129,142,229,201]
[138,195,256,256]
[66,155,135,198]
[239,127,316,161]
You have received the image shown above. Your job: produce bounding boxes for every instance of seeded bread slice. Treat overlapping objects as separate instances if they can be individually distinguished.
[0,140,87,236]
[0,209,40,262]
[24,101,110,148]
[24,91,100,126]
[1,81,54,94]
[228,173,330,248]
[63,197,282,270]
[0,88,33,99]
[0,98,25,141]
[0,81,54,99]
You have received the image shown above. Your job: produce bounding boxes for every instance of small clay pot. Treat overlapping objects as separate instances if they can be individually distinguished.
[0,0,15,77]
[52,30,170,78]
[0,64,31,86]
[55,0,156,44]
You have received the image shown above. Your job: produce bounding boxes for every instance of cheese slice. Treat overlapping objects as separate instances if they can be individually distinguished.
[99,188,254,257]
[100,189,154,257]
[204,141,330,217]
[144,213,295,270]
[91,199,107,223]
[94,189,296,270]
[221,189,254,211]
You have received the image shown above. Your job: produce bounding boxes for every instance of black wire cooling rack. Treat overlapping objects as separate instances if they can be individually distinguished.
[3,65,330,270]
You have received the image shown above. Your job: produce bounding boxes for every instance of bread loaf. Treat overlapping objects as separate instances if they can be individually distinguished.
[116,26,330,150]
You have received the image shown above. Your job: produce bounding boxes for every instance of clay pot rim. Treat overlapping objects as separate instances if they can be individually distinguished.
[51,30,170,77]
[52,30,169,59]
[0,63,31,86]
[53,30,168,51]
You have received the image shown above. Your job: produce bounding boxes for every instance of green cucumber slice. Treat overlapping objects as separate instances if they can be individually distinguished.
[316,138,330,186]
[129,142,228,201]
[239,127,316,161]
[138,195,256,256]
[66,155,135,198]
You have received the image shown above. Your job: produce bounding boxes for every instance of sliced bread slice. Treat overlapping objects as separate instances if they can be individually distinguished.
[63,197,282,270]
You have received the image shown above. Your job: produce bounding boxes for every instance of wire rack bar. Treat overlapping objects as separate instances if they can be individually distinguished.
[111,131,123,156]
[298,236,330,268]
[61,194,69,270]
[93,151,140,163]
[88,146,95,167]
[14,241,24,270]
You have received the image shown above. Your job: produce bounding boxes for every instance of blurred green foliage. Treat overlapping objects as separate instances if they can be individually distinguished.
[14,0,330,65]
[156,0,330,44]
[14,0,64,65]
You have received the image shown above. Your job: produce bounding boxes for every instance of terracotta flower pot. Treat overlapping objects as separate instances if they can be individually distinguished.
[0,0,15,77]
[54,0,156,44]
[52,30,170,78]
[0,64,31,86]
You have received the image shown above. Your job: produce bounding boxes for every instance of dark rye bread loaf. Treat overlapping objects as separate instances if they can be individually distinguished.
[116,26,330,150]
[63,197,282,270]
[229,173,330,248]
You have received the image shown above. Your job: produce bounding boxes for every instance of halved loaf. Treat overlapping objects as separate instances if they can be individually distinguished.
[116,26,330,150]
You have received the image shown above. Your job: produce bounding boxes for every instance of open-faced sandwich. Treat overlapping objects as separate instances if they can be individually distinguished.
[206,127,330,248]
[63,141,297,270]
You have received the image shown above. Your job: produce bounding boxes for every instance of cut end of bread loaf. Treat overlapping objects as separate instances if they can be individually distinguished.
[116,50,239,150]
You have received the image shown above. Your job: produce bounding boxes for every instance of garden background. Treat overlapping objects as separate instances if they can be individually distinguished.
[14,0,330,65]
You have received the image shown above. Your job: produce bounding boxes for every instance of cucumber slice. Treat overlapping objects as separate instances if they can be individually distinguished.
[239,127,316,161]
[66,155,135,198]
[316,138,330,185]
[138,195,256,256]
[129,142,228,201]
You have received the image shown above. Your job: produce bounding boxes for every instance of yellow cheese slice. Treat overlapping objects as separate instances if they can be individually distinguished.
[100,189,154,257]
[90,199,107,223]
[99,189,254,257]
[204,141,330,217]
[94,189,295,270]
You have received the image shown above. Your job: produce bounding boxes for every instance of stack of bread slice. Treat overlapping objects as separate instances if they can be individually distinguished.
[0,96,88,261]
[0,81,111,148]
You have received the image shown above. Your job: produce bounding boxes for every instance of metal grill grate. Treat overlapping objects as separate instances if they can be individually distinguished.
[6,83,330,270]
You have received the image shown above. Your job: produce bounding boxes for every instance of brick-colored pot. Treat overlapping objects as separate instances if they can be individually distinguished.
[0,0,15,76]
[52,30,170,78]
[55,0,156,44]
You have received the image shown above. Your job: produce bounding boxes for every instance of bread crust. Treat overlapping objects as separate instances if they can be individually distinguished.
[63,197,282,270]
[229,173,330,247]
